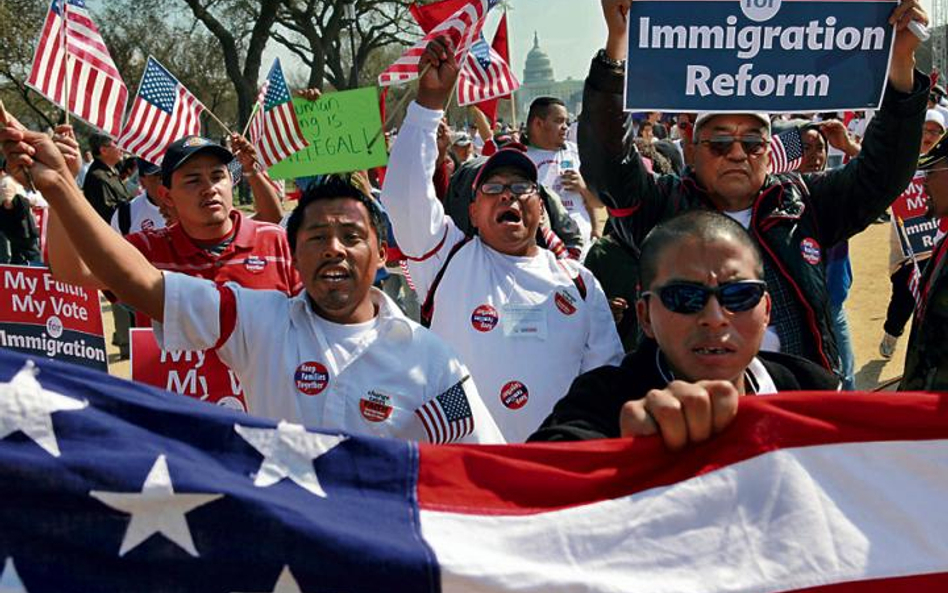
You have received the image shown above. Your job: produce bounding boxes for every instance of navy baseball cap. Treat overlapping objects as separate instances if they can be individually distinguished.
[161,136,233,187]
[137,158,160,177]
[919,135,948,170]
[471,146,537,194]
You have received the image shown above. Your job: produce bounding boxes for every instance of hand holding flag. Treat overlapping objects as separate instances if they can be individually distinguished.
[417,37,462,110]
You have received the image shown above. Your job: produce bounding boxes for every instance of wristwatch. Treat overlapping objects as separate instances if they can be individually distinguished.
[594,48,625,70]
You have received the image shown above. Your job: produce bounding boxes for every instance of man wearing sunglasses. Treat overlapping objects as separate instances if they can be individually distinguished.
[901,136,948,391]
[531,211,839,446]
[383,38,624,443]
[581,0,929,377]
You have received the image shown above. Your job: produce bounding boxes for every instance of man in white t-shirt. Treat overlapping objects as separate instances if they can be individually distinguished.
[383,38,623,443]
[524,97,604,259]
[0,119,502,444]
[110,159,170,235]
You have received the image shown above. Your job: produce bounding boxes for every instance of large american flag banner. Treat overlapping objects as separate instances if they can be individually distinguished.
[26,0,128,138]
[770,126,805,174]
[117,57,205,166]
[378,0,497,87]
[249,59,309,169]
[2,348,948,591]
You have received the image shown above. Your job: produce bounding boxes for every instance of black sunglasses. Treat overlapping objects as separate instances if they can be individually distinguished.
[698,135,768,157]
[642,280,767,314]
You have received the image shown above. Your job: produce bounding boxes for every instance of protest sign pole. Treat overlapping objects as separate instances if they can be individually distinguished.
[61,0,71,126]
[367,63,433,150]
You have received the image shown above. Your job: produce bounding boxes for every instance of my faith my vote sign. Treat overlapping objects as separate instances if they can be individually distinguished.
[625,0,897,112]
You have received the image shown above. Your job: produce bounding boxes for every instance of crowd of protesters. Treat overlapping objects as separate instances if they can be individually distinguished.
[1,0,945,450]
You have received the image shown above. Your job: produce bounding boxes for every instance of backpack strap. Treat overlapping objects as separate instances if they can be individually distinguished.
[420,236,473,328]
[556,259,587,301]
[118,201,132,235]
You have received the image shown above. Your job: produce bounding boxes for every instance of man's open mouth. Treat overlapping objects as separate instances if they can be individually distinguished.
[497,210,522,224]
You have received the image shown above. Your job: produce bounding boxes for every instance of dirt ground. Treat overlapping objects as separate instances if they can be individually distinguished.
[101,221,907,390]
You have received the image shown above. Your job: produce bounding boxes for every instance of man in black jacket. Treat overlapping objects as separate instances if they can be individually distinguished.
[531,211,839,448]
[581,0,929,375]
[82,133,131,222]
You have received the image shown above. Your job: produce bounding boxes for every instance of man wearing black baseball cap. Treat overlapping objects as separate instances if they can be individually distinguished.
[46,134,300,303]
[382,37,623,443]
[901,136,948,391]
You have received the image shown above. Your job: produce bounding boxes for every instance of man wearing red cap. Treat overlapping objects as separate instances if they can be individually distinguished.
[383,38,623,443]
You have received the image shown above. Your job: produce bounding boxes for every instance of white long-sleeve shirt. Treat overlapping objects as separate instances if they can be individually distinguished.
[382,103,623,443]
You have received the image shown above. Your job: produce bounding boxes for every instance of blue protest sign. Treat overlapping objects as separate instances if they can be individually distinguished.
[624,0,897,113]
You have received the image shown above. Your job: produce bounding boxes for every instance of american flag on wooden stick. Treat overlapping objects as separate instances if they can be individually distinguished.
[415,377,476,444]
[248,59,309,169]
[116,57,205,166]
[26,0,128,137]
[456,16,519,107]
[769,127,805,174]
[379,0,498,87]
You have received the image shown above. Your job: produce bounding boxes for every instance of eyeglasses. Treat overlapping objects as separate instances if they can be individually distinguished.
[642,280,767,314]
[698,135,768,157]
[479,182,538,196]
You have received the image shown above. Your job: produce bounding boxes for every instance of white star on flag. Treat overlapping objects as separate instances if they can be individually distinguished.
[233,566,306,593]
[0,361,87,457]
[235,421,347,498]
[0,558,28,593]
[89,455,223,557]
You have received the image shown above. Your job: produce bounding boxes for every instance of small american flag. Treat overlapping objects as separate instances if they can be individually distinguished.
[769,127,805,174]
[895,216,924,309]
[415,377,475,444]
[456,31,520,107]
[379,0,496,87]
[26,0,128,137]
[248,59,309,169]
[117,56,206,166]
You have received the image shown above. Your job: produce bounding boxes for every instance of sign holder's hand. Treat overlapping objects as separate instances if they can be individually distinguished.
[601,0,632,61]
[888,0,929,93]
[417,36,460,111]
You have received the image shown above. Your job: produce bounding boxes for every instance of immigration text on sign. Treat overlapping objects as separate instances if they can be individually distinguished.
[0,265,107,370]
[130,328,247,412]
[892,172,942,259]
[267,87,389,179]
[624,0,896,113]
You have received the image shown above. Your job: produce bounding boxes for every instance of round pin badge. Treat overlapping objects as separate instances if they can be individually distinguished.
[294,362,330,396]
[244,255,267,274]
[471,304,499,332]
[360,391,394,423]
[500,381,529,410]
[800,238,822,265]
[554,290,578,316]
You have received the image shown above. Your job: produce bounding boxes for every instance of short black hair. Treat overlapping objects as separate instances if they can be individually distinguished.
[286,174,386,252]
[527,97,566,125]
[88,134,113,158]
[638,210,764,291]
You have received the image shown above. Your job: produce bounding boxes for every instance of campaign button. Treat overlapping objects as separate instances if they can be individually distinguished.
[295,362,329,396]
[554,290,578,316]
[471,304,499,332]
[800,238,822,265]
[501,381,529,410]
[244,256,268,274]
[360,391,394,423]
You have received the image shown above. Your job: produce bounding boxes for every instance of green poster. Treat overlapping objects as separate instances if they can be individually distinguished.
[267,87,388,179]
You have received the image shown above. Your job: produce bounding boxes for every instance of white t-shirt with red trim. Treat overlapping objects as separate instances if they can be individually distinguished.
[384,103,624,443]
[527,143,593,259]
[154,272,504,444]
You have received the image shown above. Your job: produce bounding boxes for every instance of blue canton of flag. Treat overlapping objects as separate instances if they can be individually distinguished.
[263,60,292,111]
[139,60,178,115]
[471,35,492,69]
[51,0,85,15]
[415,377,475,444]
[0,349,435,592]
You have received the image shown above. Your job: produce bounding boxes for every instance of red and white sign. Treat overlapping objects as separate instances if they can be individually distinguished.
[0,264,106,370]
[130,328,247,411]
[892,172,942,258]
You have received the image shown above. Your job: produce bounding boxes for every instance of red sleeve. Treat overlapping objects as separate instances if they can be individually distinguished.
[214,285,238,349]
[433,158,455,203]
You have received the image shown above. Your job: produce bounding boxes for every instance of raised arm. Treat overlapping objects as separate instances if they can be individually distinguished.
[230,133,284,224]
[381,37,465,295]
[0,116,165,321]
